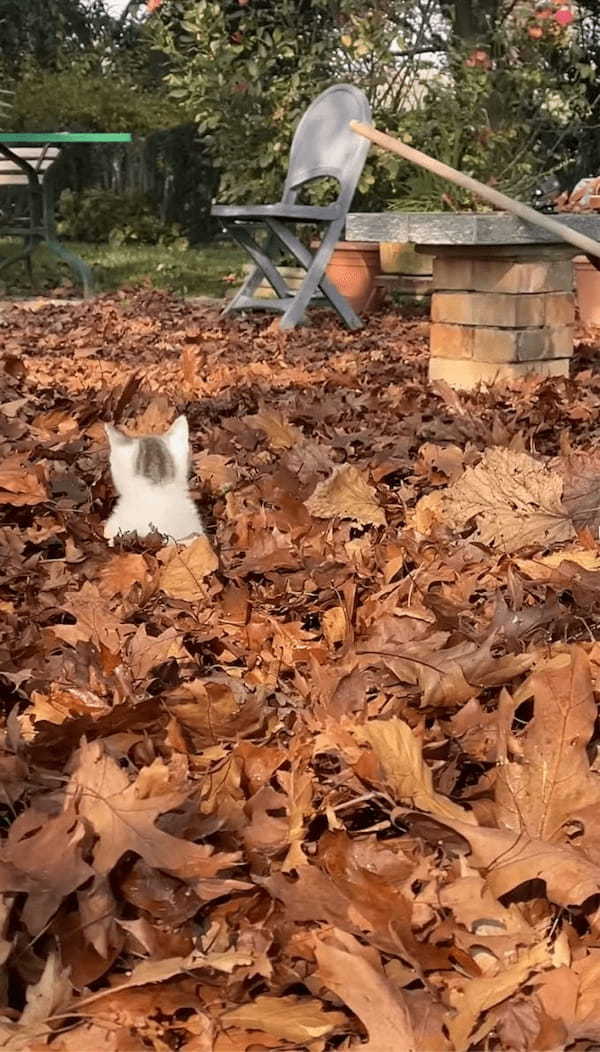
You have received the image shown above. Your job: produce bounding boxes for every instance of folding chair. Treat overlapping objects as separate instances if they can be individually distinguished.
[212,83,372,330]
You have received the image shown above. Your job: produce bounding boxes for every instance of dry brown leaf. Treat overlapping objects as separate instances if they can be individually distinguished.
[67,739,242,882]
[557,450,600,532]
[244,409,304,450]
[410,489,446,534]
[99,553,154,598]
[221,994,346,1042]
[0,456,47,505]
[29,687,110,726]
[426,815,600,908]
[194,452,237,494]
[126,624,190,680]
[0,807,94,934]
[315,932,416,1051]
[495,649,600,839]
[305,464,386,526]
[213,1031,290,1051]
[51,582,131,653]
[446,942,552,1049]
[0,952,73,1049]
[357,718,476,825]
[424,447,575,552]
[167,675,265,746]
[322,605,348,647]
[158,535,218,599]
[128,397,174,435]
[181,344,197,386]
[515,548,600,579]
[78,948,252,1009]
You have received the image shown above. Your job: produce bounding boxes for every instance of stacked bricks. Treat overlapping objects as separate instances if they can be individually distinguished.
[425,246,575,389]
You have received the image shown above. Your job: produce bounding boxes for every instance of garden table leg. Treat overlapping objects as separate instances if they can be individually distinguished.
[43,176,94,297]
[0,144,94,297]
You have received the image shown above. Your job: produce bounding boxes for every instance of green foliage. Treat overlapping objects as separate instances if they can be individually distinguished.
[156,0,594,212]
[58,189,184,245]
[10,63,184,134]
[156,0,382,204]
[0,0,109,76]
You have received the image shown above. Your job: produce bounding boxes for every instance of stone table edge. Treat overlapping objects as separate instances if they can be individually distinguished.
[346,211,600,245]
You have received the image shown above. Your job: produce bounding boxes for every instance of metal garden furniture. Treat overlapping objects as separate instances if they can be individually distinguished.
[0,132,132,296]
[212,83,372,330]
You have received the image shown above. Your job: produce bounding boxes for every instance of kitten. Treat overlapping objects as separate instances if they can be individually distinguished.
[104,415,204,544]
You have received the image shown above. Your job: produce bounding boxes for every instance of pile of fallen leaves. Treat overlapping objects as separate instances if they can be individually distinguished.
[5,289,600,1049]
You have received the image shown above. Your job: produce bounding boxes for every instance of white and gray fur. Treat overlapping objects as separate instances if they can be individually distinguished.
[103,415,204,543]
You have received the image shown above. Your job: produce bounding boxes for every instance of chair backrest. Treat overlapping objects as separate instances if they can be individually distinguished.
[0,146,60,186]
[282,84,372,209]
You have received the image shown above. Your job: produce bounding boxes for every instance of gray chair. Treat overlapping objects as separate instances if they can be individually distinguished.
[212,83,372,330]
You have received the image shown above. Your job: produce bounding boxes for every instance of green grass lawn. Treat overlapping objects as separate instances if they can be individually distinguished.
[0,239,246,298]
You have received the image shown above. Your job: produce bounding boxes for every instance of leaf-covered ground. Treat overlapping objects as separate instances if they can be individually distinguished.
[4,289,600,1049]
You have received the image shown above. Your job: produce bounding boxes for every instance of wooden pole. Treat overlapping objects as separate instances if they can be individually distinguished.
[350,120,600,261]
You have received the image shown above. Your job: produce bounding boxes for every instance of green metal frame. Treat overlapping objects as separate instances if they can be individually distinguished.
[0,133,132,297]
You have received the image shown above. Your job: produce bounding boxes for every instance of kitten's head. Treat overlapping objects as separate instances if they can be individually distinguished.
[105,415,191,495]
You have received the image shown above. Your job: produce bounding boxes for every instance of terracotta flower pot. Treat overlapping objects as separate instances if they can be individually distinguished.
[324,241,381,314]
[573,255,600,325]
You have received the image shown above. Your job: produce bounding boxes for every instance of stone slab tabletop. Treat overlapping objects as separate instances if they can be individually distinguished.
[346,211,600,246]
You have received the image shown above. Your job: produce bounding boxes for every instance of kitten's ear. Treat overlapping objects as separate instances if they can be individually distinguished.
[105,423,131,447]
[165,415,189,455]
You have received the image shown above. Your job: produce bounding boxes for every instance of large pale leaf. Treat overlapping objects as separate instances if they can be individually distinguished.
[495,649,600,838]
[221,995,346,1042]
[423,447,574,552]
[305,464,386,526]
[158,535,218,600]
[315,933,415,1051]
[357,718,476,825]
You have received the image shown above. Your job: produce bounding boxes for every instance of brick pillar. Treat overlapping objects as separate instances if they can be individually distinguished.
[425,245,575,389]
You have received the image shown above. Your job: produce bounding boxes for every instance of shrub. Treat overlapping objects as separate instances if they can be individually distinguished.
[11,63,184,135]
[57,188,185,244]
[155,0,593,211]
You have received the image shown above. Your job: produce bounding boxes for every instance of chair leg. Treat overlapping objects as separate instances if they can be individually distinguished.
[265,219,362,330]
[222,225,288,314]
[265,220,362,330]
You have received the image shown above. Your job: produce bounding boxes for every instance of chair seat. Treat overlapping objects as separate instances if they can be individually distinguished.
[211,203,341,221]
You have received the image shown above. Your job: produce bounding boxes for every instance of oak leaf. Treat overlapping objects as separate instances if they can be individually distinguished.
[126,624,190,680]
[557,450,600,532]
[99,553,155,598]
[446,942,552,1049]
[0,952,73,1049]
[0,807,93,934]
[166,675,265,746]
[194,451,237,494]
[305,464,386,526]
[51,582,132,653]
[67,739,243,882]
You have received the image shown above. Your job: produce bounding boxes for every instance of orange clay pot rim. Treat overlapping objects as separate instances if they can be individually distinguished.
[332,241,379,251]
[311,240,379,251]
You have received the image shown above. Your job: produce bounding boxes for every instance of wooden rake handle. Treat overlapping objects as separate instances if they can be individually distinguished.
[350,120,600,263]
